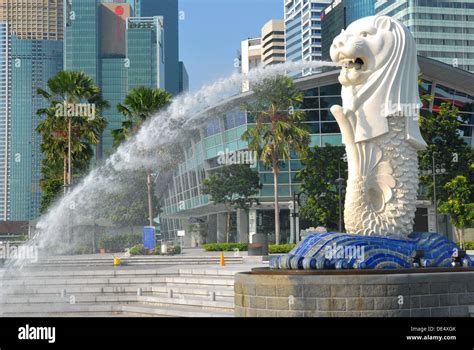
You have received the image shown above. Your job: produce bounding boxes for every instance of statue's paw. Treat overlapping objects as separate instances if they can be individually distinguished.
[330,105,344,121]
[330,105,355,145]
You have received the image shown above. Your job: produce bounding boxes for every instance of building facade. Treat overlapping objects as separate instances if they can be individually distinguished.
[261,19,286,66]
[0,1,63,221]
[375,0,474,73]
[158,57,474,247]
[141,0,180,95]
[284,0,332,77]
[65,1,165,159]
[179,61,189,93]
[321,0,375,61]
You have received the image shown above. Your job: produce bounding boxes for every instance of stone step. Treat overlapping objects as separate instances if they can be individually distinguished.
[120,303,233,317]
[0,294,138,305]
[0,268,176,279]
[0,275,234,288]
[137,295,234,312]
[178,268,244,276]
[0,303,122,316]
[150,285,234,298]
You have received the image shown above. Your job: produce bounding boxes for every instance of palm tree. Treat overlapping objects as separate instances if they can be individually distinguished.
[113,86,172,226]
[112,86,172,147]
[241,75,310,245]
[37,71,109,195]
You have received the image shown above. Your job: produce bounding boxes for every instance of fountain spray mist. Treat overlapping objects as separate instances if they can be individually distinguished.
[4,60,337,270]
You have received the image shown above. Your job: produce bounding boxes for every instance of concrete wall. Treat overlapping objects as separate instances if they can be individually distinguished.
[235,271,474,317]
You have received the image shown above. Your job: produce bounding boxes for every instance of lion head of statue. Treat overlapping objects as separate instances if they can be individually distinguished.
[330,16,427,150]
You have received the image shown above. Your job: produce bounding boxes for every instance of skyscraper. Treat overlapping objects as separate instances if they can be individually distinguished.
[321,0,375,61]
[375,0,474,73]
[284,0,332,76]
[141,0,180,94]
[0,1,63,221]
[65,0,165,158]
[261,19,286,66]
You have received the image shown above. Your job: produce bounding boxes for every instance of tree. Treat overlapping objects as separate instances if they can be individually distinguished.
[241,75,310,244]
[112,86,172,226]
[37,71,109,211]
[439,176,474,249]
[112,86,172,147]
[202,164,261,243]
[298,144,348,230]
[418,102,474,203]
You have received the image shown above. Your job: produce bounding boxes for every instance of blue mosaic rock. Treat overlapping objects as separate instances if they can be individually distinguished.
[268,232,473,270]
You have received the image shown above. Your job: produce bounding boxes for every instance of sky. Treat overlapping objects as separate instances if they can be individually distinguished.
[179,0,283,92]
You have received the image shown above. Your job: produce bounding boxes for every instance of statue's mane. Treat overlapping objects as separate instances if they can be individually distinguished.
[342,16,427,150]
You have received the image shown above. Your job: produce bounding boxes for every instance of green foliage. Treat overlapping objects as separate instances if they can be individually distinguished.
[202,164,261,211]
[268,244,296,254]
[202,164,261,242]
[418,102,474,203]
[203,243,248,252]
[241,75,310,244]
[36,71,109,213]
[439,176,474,249]
[298,144,347,230]
[129,244,147,255]
[112,86,172,148]
[464,242,474,250]
[98,234,142,253]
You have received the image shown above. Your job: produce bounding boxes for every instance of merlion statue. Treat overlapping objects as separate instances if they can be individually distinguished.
[269,16,473,269]
[329,15,426,238]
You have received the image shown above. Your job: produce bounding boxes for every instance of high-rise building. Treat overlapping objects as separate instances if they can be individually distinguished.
[284,0,332,76]
[321,0,375,61]
[240,38,262,92]
[375,0,474,73]
[261,19,286,66]
[65,0,165,158]
[240,38,262,75]
[141,0,181,94]
[178,61,189,93]
[0,1,63,221]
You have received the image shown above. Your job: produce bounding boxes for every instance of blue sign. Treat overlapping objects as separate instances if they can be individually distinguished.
[143,226,156,250]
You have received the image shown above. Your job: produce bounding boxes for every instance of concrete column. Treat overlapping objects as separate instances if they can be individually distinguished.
[181,219,192,248]
[236,209,249,243]
[217,212,227,243]
[248,209,257,244]
[207,214,217,243]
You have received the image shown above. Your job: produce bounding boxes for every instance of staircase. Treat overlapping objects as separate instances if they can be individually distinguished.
[0,265,254,317]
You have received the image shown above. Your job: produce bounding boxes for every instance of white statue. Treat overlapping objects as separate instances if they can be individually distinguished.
[330,15,427,238]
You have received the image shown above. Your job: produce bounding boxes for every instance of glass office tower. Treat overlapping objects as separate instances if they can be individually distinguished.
[375,0,474,73]
[64,1,165,159]
[284,0,332,77]
[0,1,63,220]
[321,0,375,61]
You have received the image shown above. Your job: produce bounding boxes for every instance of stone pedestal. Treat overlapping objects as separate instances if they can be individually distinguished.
[234,269,474,317]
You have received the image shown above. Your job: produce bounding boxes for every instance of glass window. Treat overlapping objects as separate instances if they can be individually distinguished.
[302,97,319,109]
[320,109,335,121]
[321,122,340,134]
[319,83,340,96]
[304,110,319,122]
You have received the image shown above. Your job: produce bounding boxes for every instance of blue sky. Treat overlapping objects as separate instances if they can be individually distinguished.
[179,0,283,92]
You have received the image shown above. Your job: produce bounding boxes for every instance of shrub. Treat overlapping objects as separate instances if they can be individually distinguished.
[98,234,142,253]
[464,242,474,250]
[203,243,248,252]
[268,244,296,254]
[129,244,147,255]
